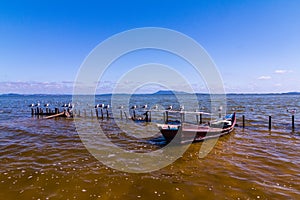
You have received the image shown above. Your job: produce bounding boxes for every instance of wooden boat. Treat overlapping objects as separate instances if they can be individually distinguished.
[157,113,236,143]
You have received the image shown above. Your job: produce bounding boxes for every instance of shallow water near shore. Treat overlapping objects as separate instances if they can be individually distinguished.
[0,94,300,199]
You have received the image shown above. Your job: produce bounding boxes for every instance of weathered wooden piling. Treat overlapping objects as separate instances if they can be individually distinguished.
[31,108,34,116]
[268,116,272,130]
[200,113,202,124]
[242,115,245,128]
[55,108,59,114]
[165,111,169,123]
[95,108,99,118]
[100,109,104,119]
[120,110,123,119]
[292,115,295,131]
[106,109,109,119]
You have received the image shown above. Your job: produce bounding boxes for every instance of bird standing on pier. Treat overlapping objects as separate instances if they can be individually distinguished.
[179,105,184,111]
[167,105,172,110]
[29,103,35,107]
[142,104,147,109]
[131,105,137,109]
[44,103,50,107]
[104,104,110,109]
[35,103,40,107]
[152,105,158,110]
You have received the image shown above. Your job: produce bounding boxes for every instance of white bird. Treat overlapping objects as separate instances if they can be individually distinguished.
[104,104,110,109]
[119,105,124,109]
[29,103,35,107]
[62,104,68,107]
[152,105,158,110]
[131,105,137,109]
[44,103,50,107]
[167,105,172,110]
[142,104,148,109]
[35,103,40,107]
[179,105,184,111]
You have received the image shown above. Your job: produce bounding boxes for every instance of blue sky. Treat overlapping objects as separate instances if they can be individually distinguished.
[0,0,300,94]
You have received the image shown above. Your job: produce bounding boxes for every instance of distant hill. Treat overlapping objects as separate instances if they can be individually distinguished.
[152,90,189,95]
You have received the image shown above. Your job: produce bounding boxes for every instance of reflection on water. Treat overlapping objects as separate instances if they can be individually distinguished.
[0,94,299,199]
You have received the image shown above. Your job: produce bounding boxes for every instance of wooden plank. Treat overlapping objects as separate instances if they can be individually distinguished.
[45,112,65,119]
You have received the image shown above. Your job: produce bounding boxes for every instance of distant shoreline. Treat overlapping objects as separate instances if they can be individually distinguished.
[1,90,300,96]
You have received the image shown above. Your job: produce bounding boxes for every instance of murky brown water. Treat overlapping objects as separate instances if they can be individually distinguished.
[0,94,299,199]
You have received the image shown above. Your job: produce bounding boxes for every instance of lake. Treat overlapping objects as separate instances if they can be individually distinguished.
[0,94,299,199]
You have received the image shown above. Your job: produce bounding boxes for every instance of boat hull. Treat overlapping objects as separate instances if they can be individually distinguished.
[159,113,236,143]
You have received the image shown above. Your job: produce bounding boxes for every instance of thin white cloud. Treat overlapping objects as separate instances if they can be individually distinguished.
[258,76,271,80]
[275,70,287,74]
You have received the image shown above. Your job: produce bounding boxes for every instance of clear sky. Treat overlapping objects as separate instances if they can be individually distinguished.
[0,0,300,94]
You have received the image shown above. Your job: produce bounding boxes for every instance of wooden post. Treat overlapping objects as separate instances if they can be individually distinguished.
[120,110,123,119]
[163,112,166,123]
[106,109,109,119]
[149,111,151,122]
[200,113,202,124]
[90,110,93,118]
[36,107,39,115]
[55,108,59,114]
[124,111,128,120]
[292,115,295,131]
[268,116,272,130]
[46,108,49,114]
[166,111,169,123]
[242,115,245,128]
[31,108,34,116]
[95,108,99,119]
[133,110,136,119]
[180,112,184,122]
[196,114,199,124]
[100,109,104,119]
[78,109,80,117]
[84,109,86,118]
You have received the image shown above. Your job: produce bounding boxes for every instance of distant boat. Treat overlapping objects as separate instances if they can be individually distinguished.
[157,113,236,143]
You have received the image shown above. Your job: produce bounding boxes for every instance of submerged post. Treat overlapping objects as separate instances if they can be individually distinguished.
[292,115,295,131]
[242,115,245,128]
[268,116,272,130]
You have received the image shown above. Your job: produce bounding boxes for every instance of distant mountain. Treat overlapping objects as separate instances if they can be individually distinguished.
[152,90,189,95]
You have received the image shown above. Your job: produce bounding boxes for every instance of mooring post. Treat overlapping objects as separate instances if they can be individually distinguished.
[106,109,109,119]
[90,109,93,118]
[36,107,39,115]
[268,115,272,130]
[292,115,295,131]
[124,111,128,120]
[133,110,136,119]
[31,108,34,116]
[120,110,123,119]
[242,115,245,128]
[166,111,169,123]
[100,109,103,120]
[196,114,199,124]
[95,108,99,119]
[200,113,203,124]
[84,109,86,118]
[55,108,59,114]
[46,108,49,114]
[78,109,80,117]
[180,112,184,122]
